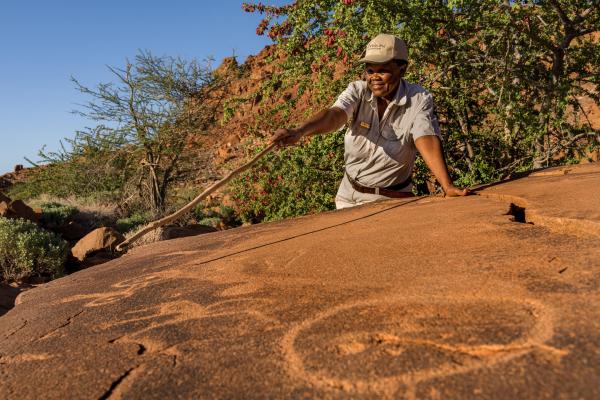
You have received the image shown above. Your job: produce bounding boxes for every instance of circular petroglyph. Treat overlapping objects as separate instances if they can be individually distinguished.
[281,296,561,397]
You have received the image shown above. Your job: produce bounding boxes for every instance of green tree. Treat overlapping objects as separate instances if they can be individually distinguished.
[14,52,219,216]
[69,51,217,214]
[242,0,599,192]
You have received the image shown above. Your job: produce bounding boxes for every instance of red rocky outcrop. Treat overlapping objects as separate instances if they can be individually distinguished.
[70,227,124,262]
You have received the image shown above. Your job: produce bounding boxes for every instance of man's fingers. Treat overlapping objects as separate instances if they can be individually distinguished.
[444,186,471,197]
[270,128,298,147]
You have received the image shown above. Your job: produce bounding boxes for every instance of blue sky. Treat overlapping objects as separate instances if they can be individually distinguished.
[0,1,285,175]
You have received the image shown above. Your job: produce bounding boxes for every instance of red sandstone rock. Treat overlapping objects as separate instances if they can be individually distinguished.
[0,199,38,223]
[161,224,217,240]
[70,227,124,262]
[1,163,600,399]
[0,192,10,204]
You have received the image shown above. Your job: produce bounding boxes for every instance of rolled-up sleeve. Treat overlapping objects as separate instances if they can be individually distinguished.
[410,93,442,141]
[332,81,363,121]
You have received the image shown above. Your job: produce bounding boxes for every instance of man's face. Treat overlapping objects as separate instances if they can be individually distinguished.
[365,61,406,99]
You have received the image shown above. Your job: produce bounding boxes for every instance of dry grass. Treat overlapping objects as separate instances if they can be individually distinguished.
[27,194,119,229]
[124,224,166,249]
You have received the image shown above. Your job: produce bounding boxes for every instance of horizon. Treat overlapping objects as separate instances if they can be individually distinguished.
[0,1,286,175]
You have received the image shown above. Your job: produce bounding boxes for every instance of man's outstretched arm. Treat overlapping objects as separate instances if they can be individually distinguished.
[270,107,348,146]
[414,135,470,197]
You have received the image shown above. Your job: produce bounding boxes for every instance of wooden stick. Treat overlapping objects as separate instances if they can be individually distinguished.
[116,142,277,252]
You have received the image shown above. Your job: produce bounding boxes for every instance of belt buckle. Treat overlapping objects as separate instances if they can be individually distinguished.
[374,187,380,195]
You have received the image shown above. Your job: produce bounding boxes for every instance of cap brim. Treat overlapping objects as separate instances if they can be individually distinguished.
[357,54,395,64]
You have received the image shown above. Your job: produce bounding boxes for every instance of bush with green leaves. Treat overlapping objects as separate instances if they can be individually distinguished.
[115,212,149,234]
[39,202,78,228]
[230,132,344,223]
[238,0,598,214]
[0,217,68,282]
[16,51,220,218]
[193,204,241,228]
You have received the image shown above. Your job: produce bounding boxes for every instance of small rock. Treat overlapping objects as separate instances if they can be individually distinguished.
[0,192,11,204]
[71,227,124,262]
[0,199,38,223]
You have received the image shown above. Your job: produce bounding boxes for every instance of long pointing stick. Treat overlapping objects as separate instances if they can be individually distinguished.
[116,142,277,252]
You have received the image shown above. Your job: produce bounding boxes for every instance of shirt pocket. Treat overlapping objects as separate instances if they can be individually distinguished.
[383,115,412,141]
[381,121,412,161]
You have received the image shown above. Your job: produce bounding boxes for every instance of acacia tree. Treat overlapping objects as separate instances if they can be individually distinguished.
[71,51,216,214]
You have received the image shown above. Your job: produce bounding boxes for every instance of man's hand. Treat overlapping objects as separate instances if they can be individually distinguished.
[414,135,471,197]
[270,128,304,147]
[443,185,471,197]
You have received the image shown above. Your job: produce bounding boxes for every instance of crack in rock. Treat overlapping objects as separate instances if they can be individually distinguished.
[98,367,136,400]
[4,320,27,339]
[38,310,84,341]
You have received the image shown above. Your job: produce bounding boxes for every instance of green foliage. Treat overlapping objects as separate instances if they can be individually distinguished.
[115,212,149,234]
[0,217,68,282]
[9,128,130,202]
[230,132,344,222]
[25,51,218,217]
[242,0,599,201]
[193,204,241,228]
[39,202,78,227]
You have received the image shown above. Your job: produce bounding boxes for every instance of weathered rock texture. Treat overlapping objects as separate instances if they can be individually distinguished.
[70,227,124,262]
[1,163,599,399]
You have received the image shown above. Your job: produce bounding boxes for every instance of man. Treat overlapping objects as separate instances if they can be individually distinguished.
[271,34,470,209]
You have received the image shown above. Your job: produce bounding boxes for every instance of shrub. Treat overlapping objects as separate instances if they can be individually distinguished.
[39,202,78,227]
[230,132,344,223]
[198,217,223,228]
[193,204,241,229]
[241,0,599,202]
[115,212,149,234]
[0,217,68,282]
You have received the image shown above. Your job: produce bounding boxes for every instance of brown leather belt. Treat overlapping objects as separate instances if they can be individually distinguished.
[346,173,414,199]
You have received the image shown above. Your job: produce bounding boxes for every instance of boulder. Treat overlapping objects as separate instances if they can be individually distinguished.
[79,250,117,269]
[0,191,10,204]
[0,199,38,223]
[71,227,124,262]
[3,163,600,398]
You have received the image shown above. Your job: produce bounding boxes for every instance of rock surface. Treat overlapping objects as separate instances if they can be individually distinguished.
[70,227,124,262]
[1,163,600,399]
[161,224,218,240]
[0,192,10,204]
[0,199,38,223]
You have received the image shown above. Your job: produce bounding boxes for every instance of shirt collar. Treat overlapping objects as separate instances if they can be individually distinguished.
[367,79,408,107]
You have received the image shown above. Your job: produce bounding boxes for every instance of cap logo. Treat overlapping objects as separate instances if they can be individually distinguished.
[367,43,387,51]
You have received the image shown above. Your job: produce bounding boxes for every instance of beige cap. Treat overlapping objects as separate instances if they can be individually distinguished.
[358,34,408,63]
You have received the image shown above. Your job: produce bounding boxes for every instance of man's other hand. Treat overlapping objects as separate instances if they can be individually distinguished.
[444,185,471,197]
[270,128,303,147]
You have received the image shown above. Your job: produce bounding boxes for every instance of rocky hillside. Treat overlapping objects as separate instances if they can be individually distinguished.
[177,45,350,187]
[179,42,600,194]
[3,39,598,193]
